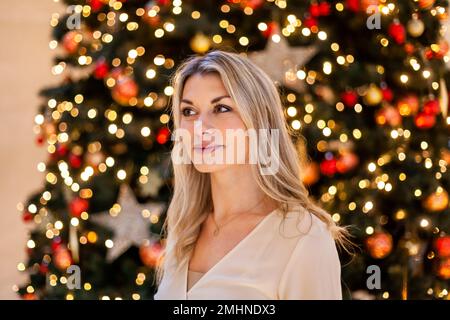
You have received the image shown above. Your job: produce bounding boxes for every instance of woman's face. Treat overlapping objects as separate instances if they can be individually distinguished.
[179,73,248,173]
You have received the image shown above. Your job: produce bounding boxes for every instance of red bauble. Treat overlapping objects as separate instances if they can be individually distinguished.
[112,76,138,105]
[366,232,393,259]
[156,0,171,6]
[425,48,434,59]
[308,2,331,17]
[435,236,450,258]
[94,59,109,79]
[320,158,337,176]
[375,105,402,126]
[346,0,360,12]
[51,237,62,251]
[381,87,393,102]
[336,152,359,174]
[39,263,49,274]
[241,0,265,9]
[56,144,69,157]
[156,127,170,144]
[139,241,163,267]
[424,41,448,59]
[262,21,278,38]
[341,90,358,107]
[89,0,105,12]
[22,293,37,300]
[404,42,416,55]
[54,246,73,271]
[309,3,321,17]
[62,31,79,54]
[414,112,436,129]
[69,153,82,169]
[361,0,380,12]
[304,16,318,28]
[22,211,33,222]
[388,21,406,44]
[227,0,264,9]
[319,2,331,16]
[423,99,440,115]
[69,197,89,217]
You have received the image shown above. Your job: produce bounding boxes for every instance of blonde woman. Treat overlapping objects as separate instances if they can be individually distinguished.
[154,49,350,300]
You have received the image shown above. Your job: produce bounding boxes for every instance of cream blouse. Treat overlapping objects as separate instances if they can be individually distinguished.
[154,205,342,300]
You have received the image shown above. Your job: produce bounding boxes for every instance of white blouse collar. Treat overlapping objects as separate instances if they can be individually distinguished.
[182,207,280,299]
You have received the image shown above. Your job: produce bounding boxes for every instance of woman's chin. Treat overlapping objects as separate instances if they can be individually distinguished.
[192,163,227,173]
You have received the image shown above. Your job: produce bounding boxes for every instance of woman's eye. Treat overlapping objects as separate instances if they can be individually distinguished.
[214,104,231,113]
[181,108,196,117]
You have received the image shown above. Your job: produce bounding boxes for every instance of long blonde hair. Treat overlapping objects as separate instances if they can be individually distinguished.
[154,49,352,286]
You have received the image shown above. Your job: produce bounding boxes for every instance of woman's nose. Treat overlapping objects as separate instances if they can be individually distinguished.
[194,113,214,132]
[194,116,217,141]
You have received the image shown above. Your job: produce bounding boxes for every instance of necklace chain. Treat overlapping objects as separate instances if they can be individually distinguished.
[210,196,266,236]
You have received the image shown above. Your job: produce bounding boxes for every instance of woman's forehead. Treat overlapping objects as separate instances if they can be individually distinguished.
[181,74,230,103]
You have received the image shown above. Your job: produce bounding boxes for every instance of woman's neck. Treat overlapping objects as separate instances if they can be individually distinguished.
[209,165,277,222]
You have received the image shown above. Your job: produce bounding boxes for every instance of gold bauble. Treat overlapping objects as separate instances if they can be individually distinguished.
[301,161,320,186]
[366,232,393,259]
[418,0,435,9]
[407,17,425,37]
[437,257,450,280]
[423,189,449,212]
[363,84,383,106]
[190,33,211,54]
[396,94,420,116]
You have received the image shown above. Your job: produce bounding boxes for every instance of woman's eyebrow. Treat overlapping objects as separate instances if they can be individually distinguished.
[180,95,231,105]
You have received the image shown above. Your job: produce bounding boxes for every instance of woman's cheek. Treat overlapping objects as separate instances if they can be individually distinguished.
[177,121,193,149]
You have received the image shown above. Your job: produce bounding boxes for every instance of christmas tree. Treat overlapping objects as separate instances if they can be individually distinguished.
[289,0,450,299]
[17,0,450,300]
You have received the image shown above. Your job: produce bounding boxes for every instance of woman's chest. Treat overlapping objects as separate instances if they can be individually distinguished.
[154,212,305,300]
[188,216,265,272]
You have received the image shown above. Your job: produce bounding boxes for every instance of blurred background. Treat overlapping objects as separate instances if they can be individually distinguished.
[0,0,63,299]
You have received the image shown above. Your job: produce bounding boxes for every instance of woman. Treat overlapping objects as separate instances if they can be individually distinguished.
[153,50,351,300]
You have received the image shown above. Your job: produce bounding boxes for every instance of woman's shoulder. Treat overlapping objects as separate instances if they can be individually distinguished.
[274,204,334,243]
[276,205,342,299]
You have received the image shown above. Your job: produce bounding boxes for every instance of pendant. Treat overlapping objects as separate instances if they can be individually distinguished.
[213,228,219,236]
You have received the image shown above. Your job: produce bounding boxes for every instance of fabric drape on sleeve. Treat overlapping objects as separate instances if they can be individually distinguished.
[277,220,342,300]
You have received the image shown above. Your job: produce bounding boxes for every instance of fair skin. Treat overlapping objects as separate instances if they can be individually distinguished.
[179,73,279,273]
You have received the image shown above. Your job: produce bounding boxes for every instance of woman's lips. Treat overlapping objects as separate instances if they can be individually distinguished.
[193,145,224,153]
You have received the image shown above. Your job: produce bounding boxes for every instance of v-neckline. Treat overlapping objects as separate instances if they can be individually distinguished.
[184,207,280,297]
